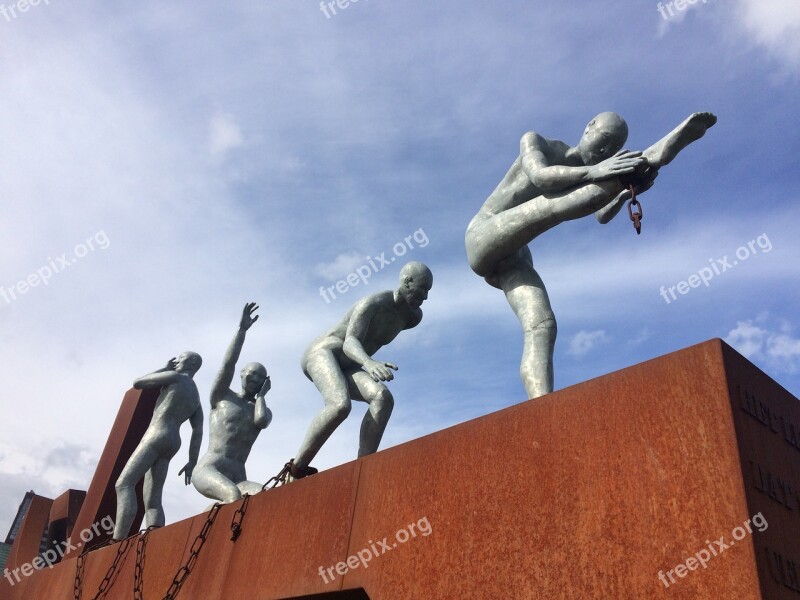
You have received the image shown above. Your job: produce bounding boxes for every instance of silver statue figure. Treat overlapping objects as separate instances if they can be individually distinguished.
[114,352,204,540]
[191,302,272,503]
[465,111,717,399]
[292,261,433,478]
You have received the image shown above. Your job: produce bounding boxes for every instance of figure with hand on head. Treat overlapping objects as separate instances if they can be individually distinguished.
[114,351,203,540]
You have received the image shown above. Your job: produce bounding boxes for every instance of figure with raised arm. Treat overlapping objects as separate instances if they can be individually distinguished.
[113,352,203,540]
[191,302,272,503]
[291,261,433,478]
[465,111,717,399]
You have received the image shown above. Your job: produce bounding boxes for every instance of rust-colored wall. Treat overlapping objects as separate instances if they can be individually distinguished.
[723,343,800,599]
[3,340,794,599]
[1,494,53,597]
[64,387,159,559]
[47,489,86,562]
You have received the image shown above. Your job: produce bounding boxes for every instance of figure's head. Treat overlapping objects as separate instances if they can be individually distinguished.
[175,351,203,375]
[397,261,433,309]
[240,362,268,395]
[577,112,628,165]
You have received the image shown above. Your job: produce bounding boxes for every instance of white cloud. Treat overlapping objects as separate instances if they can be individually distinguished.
[314,251,364,280]
[735,0,800,68]
[208,112,244,159]
[567,330,609,357]
[725,315,800,373]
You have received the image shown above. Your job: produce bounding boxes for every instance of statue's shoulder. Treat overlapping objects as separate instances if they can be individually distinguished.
[359,290,394,309]
[406,307,423,329]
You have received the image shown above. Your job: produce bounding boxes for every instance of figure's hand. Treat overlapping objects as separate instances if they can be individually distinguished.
[240,302,260,331]
[364,360,399,382]
[587,150,644,181]
[621,166,658,198]
[178,462,196,485]
[165,357,178,371]
[634,167,658,195]
[258,376,271,397]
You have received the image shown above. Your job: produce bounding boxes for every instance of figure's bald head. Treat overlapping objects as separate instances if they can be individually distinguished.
[176,351,203,375]
[241,362,268,396]
[578,112,629,165]
[398,261,432,309]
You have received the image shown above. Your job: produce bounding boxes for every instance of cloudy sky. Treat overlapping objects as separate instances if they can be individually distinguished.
[1,0,798,532]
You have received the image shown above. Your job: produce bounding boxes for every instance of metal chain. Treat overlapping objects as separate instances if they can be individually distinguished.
[73,535,128,600]
[162,503,222,600]
[73,553,85,600]
[627,184,643,235]
[262,460,295,491]
[229,494,252,542]
[134,526,158,599]
[93,537,133,600]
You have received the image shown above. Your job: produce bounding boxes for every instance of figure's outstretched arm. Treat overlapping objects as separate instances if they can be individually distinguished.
[520,132,642,192]
[642,112,717,169]
[133,358,180,389]
[210,302,259,406]
[343,300,398,382]
[520,132,590,192]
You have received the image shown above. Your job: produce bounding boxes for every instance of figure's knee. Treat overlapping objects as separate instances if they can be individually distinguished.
[115,473,134,493]
[523,314,557,338]
[220,486,242,504]
[327,397,352,422]
[465,221,496,278]
[371,387,394,414]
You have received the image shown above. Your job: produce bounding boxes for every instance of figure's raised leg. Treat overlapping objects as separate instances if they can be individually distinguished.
[114,445,158,539]
[497,252,557,399]
[295,350,353,469]
[192,463,242,503]
[466,179,624,278]
[349,369,394,457]
[143,457,170,528]
[643,112,717,168]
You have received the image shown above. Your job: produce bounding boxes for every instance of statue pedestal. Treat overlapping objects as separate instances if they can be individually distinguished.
[4,339,799,599]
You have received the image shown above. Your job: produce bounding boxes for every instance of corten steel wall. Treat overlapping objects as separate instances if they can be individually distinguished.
[1,495,53,578]
[63,387,159,559]
[2,339,795,599]
[722,343,800,598]
[47,489,86,562]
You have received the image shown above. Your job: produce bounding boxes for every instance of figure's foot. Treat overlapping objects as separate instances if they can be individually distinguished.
[289,463,318,479]
[643,111,717,168]
[680,112,718,145]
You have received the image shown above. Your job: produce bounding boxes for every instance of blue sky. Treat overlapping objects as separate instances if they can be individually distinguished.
[0,0,798,530]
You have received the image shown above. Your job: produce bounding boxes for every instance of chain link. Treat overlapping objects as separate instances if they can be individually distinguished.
[73,535,130,600]
[262,460,295,490]
[162,502,222,600]
[93,537,133,600]
[627,184,643,235]
[73,552,85,600]
[134,526,158,599]
[229,494,252,542]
